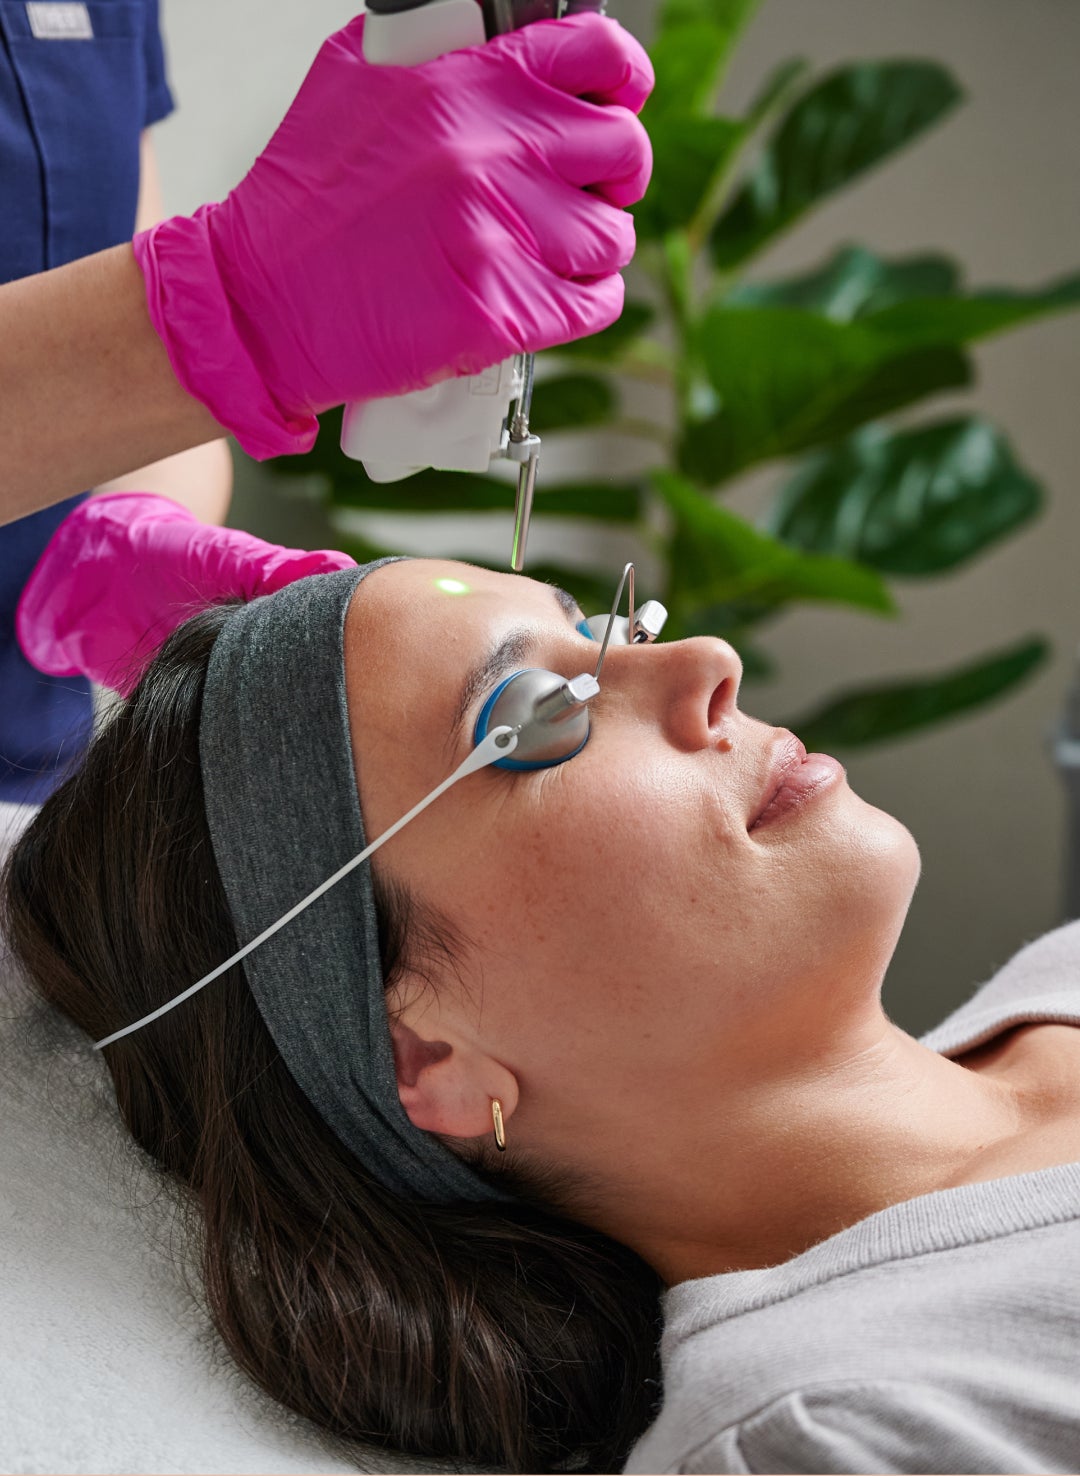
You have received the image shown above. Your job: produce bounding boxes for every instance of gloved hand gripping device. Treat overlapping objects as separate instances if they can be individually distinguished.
[340,0,608,571]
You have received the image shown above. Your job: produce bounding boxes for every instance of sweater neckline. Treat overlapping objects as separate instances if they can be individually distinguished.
[664,1159,1080,1341]
[664,976,1080,1343]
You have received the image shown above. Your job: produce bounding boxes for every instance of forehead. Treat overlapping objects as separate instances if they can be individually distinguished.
[344,558,570,712]
[352,557,565,637]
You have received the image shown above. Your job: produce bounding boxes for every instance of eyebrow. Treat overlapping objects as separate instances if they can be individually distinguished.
[448,584,583,754]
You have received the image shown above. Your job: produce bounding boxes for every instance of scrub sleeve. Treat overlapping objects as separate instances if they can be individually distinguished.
[0,0,175,801]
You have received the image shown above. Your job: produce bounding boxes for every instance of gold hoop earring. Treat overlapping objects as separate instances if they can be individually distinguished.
[491,1098,507,1152]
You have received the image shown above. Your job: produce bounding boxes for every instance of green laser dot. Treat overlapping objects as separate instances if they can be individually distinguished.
[434,578,471,596]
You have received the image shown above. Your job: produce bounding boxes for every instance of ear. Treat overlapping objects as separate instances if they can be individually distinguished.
[389,1016,519,1141]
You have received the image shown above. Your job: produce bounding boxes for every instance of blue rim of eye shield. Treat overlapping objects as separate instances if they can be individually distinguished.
[576,619,595,640]
[474,671,591,772]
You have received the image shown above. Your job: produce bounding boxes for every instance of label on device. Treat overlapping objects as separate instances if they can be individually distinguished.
[469,364,505,397]
[26,3,93,38]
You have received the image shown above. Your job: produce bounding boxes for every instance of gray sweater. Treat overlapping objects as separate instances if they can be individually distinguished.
[624,920,1080,1475]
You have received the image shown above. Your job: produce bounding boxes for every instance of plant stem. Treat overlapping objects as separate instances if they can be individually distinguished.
[661,230,695,425]
[686,58,811,259]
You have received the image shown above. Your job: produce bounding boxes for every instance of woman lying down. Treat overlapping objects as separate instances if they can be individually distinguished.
[9,491,1080,1474]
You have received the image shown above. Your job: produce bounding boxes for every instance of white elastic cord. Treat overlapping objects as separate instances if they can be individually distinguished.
[93,726,519,1050]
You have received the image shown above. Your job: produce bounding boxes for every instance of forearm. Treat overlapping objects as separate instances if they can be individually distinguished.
[88,129,236,527]
[1,243,226,526]
[92,437,234,525]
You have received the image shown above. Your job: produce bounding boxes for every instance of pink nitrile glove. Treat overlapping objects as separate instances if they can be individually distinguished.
[17,494,356,697]
[133,11,654,460]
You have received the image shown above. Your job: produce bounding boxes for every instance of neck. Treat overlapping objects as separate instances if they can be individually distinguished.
[584,1013,1046,1286]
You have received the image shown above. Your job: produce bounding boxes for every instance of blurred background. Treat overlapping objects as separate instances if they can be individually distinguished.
[153,0,1080,1035]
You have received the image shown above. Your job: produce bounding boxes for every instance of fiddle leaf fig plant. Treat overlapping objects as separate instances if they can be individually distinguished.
[265,0,1080,750]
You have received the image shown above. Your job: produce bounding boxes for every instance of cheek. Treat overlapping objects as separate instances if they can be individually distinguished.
[387,741,918,1032]
[459,753,744,977]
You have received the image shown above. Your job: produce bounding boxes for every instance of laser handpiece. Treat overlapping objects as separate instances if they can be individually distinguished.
[339,0,608,572]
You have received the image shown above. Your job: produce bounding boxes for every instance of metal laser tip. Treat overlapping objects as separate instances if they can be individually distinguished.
[508,353,538,571]
[510,449,539,571]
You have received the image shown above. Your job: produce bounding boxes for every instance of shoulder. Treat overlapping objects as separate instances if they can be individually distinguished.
[921,917,1080,1056]
[627,1378,1049,1474]
[626,1188,1080,1474]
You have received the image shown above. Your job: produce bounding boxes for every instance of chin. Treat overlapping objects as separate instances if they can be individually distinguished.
[825,795,922,942]
[860,795,921,885]
[858,804,922,938]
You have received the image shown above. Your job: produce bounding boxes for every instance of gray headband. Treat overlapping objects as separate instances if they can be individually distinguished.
[199,563,514,1206]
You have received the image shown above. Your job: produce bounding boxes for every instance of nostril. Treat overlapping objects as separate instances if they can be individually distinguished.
[707,678,730,731]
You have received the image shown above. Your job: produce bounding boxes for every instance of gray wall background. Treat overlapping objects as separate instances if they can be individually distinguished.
[153,1,1080,1035]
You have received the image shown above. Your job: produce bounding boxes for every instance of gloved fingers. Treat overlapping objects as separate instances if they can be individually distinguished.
[523,182,637,281]
[498,13,654,114]
[506,267,626,354]
[15,493,190,683]
[533,101,653,208]
[17,493,358,700]
[179,519,355,601]
[256,547,358,595]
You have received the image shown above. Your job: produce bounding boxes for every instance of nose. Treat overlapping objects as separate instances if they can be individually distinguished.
[601,635,743,752]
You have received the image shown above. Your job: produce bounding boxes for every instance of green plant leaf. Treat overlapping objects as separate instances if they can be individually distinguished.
[326,466,641,520]
[654,469,895,615]
[711,61,964,268]
[674,607,779,677]
[742,56,813,131]
[683,594,785,635]
[512,561,621,615]
[264,405,351,480]
[552,301,656,361]
[527,373,618,430]
[325,465,511,513]
[684,264,1080,486]
[635,60,812,247]
[325,527,395,566]
[647,0,760,121]
[727,637,776,681]
[681,304,972,483]
[765,417,1044,575]
[864,271,1080,346]
[633,115,745,241]
[532,480,645,521]
[725,244,962,320]
[781,636,1050,750]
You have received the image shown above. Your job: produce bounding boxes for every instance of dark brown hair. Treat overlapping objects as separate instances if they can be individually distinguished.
[2,605,663,1472]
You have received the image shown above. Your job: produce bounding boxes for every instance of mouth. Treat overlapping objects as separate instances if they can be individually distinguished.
[746,729,849,832]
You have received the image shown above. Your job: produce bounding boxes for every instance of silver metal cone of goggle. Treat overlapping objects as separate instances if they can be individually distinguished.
[475,562,668,771]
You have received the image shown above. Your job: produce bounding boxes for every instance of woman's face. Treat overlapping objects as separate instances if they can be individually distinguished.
[344,558,920,1161]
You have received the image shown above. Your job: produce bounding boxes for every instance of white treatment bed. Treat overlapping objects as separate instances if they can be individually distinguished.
[0,802,474,1475]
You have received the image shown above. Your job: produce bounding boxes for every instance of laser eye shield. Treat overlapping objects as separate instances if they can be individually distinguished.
[474,562,667,770]
[93,563,666,1051]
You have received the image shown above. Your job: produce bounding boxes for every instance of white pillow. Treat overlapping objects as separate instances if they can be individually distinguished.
[0,803,468,1475]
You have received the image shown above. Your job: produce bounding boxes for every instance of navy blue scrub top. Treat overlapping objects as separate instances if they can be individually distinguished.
[0,0,174,802]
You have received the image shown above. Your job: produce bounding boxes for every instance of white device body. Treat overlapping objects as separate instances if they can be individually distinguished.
[340,0,519,481]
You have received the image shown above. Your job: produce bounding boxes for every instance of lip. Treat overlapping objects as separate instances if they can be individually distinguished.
[747,731,844,832]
